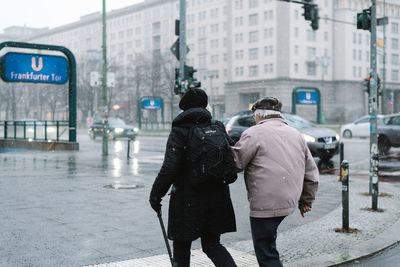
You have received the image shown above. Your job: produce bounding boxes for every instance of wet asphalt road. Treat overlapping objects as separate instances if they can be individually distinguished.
[0,132,398,266]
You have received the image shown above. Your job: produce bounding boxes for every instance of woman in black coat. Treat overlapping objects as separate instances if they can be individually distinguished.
[149,88,237,267]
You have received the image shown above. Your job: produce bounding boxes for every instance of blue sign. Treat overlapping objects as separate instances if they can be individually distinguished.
[142,99,162,110]
[297,91,319,105]
[1,52,68,84]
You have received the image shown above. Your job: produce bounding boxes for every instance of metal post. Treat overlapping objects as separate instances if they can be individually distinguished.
[44,121,47,140]
[23,121,26,139]
[382,0,387,114]
[34,121,36,140]
[56,121,59,141]
[341,160,349,230]
[4,121,7,139]
[13,121,16,139]
[127,139,131,159]
[179,0,187,91]
[339,142,344,181]
[102,0,108,156]
[369,0,379,210]
[372,152,379,209]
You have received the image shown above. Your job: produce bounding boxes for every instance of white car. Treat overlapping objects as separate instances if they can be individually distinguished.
[340,115,383,139]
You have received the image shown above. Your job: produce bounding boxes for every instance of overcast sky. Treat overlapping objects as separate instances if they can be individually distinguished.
[0,0,144,33]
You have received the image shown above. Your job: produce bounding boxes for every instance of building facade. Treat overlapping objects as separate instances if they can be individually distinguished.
[0,0,399,123]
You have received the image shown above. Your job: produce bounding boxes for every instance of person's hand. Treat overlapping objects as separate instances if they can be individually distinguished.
[149,196,162,214]
[300,205,312,217]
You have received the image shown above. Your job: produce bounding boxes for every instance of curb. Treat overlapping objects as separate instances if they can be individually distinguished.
[285,208,400,267]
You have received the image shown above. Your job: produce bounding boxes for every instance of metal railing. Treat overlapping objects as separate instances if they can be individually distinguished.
[140,122,171,131]
[0,120,69,141]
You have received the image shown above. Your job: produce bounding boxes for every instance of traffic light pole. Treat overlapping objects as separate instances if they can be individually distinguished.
[102,0,108,156]
[179,0,187,91]
[369,0,379,210]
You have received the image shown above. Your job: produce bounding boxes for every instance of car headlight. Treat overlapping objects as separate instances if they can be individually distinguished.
[114,128,124,133]
[302,134,316,143]
[336,134,340,141]
[133,127,139,132]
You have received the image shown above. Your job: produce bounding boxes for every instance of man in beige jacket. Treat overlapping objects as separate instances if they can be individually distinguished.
[231,97,319,267]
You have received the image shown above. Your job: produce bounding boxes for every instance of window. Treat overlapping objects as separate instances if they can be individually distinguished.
[210,39,219,49]
[235,50,244,59]
[392,54,399,65]
[235,33,244,43]
[235,16,244,26]
[392,70,399,81]
[210,24,219,33]
[127,29,133,37]
[324,32,328,41]
[393,38,399,49]
[353,66,357,77]
[249,14,259,26]
[235,0,243,9]
[249,0,258,9]
[249,31,259,42]
[294,10,299,19]
[307,30,316,41]
[392,22,399,34]
[135,27,141,35]
[353,49,357,60]
[307,47,316,60]
[295,27,299,38]
[358,50,362,61]
[294,45,299,55]
[249,48,258,60]
[294,63,299,73]
[249,65,258,77]
[358,33,362,44]
[211,55,219,64]
[353,33,357,44]
[307,63,316,76]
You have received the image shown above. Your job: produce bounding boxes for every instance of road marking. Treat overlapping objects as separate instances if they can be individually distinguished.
[85,248,258,267]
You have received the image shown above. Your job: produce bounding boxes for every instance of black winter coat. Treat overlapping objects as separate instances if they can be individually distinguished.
[149,108,236,241]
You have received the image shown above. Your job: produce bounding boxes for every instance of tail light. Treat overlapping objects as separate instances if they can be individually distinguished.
[226,127,231,134]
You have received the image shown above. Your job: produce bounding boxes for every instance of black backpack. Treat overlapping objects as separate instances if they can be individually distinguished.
[187,121,237,187]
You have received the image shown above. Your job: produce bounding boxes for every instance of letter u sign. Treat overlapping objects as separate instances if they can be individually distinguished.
[31,57,43,71]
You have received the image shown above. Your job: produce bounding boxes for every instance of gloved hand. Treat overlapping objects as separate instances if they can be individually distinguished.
[149,196,162,214]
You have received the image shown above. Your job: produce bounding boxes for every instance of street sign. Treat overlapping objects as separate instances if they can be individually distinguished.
[90,71,115,87]
[170,38,189,60]
[142,99,162,110]
[377,16,389,26]
[90,71,100,86]
[297,91,319,105]
[0,52,68,84]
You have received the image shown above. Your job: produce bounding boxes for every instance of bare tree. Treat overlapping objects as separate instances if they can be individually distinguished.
[76,58,98,123]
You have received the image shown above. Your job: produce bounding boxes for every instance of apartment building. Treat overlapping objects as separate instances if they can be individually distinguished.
[1,0,399,123]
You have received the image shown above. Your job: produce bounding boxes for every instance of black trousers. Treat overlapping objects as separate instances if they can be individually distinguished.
[250,216,286,267]
[173,234,237,267]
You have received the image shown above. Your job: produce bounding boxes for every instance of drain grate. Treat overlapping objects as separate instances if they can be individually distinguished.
[104,183,144,190]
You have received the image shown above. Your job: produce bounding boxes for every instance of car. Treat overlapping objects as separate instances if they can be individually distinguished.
[340,115,384,139]
[88,117,138,140]
[225,112,340,161]
[378,113,400,155]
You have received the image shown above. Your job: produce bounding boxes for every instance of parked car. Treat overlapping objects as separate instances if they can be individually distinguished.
[88,118,138,140]
[225,112,340,161]
[378,113,400,154]
[340,115,384,139]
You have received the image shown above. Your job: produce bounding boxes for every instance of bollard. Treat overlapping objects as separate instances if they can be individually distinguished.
[127,139,131,159]
[338,142,344,181]
[341,160,349,230]
[371,152,379,210]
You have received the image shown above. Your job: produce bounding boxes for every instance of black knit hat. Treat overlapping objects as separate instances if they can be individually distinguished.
[251,97,282,112]
[179,88,208,111]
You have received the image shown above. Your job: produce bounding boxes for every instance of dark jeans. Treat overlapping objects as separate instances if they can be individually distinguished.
[173,234,237,267]
[250,216,286,267]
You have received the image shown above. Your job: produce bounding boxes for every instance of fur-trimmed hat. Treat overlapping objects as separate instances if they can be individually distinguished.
[251,97,282,112]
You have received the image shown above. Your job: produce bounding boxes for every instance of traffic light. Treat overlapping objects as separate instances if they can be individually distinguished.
[174,68,182,95]
[357,8,371,31]
[184,65,201,89]
[311,8,319,30]
[302,0,319,30]
[364,76,371,95]
[303,0,313,20]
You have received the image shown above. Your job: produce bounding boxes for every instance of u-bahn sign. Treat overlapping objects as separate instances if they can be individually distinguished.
[297,91,319,105]
[1,52,68,84]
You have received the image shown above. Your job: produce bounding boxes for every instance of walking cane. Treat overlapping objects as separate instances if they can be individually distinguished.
[157,210,176,267]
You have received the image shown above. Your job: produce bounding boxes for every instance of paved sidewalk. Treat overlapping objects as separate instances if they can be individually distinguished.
[87,177,400,267]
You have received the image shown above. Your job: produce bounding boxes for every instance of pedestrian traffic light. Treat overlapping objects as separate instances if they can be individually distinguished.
[357,8,371,31]
[175,19,180,36]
